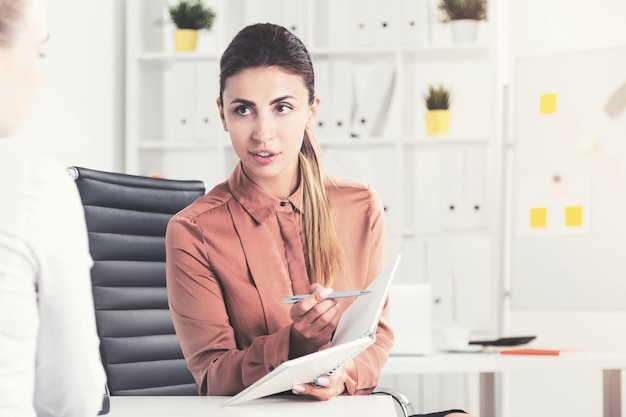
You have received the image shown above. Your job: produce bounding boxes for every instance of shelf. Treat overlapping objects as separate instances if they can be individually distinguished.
[310,44,489,61]
[316,136,489,148]
[402,44,490,61]
[310,47,400,58]
[401,137,490,146]
[136,45,488,63]
[401,228,491,238]
[136,140,225,150]
[317,137,397,148]
[138,51,219,63]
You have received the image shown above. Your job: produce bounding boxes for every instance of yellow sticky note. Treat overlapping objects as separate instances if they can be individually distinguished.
[540,93,557,114]
[530,207,547,228]
[565,206,583,227]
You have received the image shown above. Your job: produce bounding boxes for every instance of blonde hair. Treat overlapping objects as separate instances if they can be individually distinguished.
[299,127,343,287]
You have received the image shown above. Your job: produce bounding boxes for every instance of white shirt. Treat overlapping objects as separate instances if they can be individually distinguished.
[0,145,106,417]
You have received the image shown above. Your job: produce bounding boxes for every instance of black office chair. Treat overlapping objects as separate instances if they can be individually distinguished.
[68,166,206,396]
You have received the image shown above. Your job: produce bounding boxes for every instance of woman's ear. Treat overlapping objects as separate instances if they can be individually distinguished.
[216,96,228,132]
[306,96,321,129]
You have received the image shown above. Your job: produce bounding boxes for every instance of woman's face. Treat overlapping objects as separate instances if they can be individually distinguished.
[0,0,48,138]
[217,65,319,198]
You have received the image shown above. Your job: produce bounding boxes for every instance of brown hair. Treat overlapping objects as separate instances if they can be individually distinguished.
[219,23,342,287]
[0,0,28,47]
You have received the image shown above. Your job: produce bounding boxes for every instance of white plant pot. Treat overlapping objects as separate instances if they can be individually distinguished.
[450,19,479,43]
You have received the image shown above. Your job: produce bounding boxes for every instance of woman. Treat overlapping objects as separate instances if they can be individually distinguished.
[0,0,106,416]
[166,23,469,417]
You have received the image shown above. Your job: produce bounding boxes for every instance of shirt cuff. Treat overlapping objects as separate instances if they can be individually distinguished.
[262,325,292,373]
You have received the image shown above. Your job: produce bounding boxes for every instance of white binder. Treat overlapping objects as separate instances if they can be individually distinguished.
[351,61,395,138]
[313,60,332,136]
[400,0,429,45]
[464,148,488,228]
[328,0,351,48]
[329,60,354,138]
[163,62,195,141]
[349,0,374,46]
[279,0,307,41]
[425,240,455,324]
[412,149,443,234]
[244,0,280,25]
[224,255,402,406]
[193,61,219,141]
[439,148,467,229]
[373,0,400,46]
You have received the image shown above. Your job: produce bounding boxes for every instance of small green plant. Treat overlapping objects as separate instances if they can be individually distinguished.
[424,84,451,110]
[438,0,487,22]
[168,0,216,30]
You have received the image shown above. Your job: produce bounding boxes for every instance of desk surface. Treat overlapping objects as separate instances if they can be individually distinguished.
[383,351,626,374]
[106,395,395,417]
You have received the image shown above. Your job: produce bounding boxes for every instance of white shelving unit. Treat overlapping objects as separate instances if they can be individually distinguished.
[125,0,500,338]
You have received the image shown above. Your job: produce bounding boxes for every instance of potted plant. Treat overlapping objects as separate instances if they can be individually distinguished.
[423,84,451,136]
[438,0,487,43]
[168,0,216,51]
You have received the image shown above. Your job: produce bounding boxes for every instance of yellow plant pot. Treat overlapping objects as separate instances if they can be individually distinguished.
[173,29,198,51]
[424,110,451,136]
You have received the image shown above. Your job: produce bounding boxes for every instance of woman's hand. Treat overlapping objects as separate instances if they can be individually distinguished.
[289,284,341,358]
[291,367,348,400]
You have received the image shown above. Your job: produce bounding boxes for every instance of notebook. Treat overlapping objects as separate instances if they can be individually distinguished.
[223,254,402,406]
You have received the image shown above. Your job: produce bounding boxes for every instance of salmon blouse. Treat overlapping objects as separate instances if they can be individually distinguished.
[165,163,393,396]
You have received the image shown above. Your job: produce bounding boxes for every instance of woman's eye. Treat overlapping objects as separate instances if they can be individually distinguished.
[276,103,293,114]
[235,106,251,116]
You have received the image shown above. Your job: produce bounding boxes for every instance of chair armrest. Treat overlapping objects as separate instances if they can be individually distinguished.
[372,386,414,417]
[98,385,110,415]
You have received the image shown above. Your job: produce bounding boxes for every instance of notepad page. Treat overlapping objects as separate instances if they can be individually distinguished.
[330,255,401,347]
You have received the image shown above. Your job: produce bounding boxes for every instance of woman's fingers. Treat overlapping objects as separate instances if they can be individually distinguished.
[289,285,342,354]
[291,298,340,343]
[291,370,348,400]
[290,286,333,315]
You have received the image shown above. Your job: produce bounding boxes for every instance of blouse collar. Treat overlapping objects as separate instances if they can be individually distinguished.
[227,163,304,224]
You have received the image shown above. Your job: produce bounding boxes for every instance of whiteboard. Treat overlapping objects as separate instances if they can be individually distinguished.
[511,45,626,310]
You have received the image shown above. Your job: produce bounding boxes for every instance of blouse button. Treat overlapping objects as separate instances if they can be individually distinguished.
[279,201,287,207]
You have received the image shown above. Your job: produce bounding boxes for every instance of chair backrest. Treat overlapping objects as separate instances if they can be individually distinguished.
[68,166,206,396]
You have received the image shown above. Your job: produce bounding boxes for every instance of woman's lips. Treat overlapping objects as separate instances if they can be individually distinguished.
[251,150,278,164]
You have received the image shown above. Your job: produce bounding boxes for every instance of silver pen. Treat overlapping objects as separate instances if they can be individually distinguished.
[283,290,371,305]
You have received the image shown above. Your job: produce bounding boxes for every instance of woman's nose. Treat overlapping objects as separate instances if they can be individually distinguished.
[252,112,274,142]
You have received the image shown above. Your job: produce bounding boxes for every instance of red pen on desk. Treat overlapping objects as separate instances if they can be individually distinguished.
[283,290,371,305]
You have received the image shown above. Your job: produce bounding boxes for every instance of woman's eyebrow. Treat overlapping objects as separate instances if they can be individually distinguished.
[270,95,297,104]
[229,98,255,107]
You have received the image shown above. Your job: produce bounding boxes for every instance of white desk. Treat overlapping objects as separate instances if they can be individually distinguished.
[106,395,395,417]
[383,352,626,417]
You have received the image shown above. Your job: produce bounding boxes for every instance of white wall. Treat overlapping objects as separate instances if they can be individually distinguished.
[7,0,125,171]
[512,0,626,57]
[507,1,626,416]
